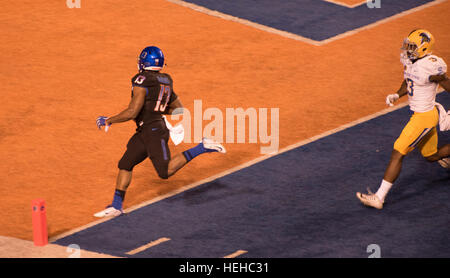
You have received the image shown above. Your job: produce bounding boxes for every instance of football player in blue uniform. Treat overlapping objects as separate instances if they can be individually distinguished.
[95,46,226,217]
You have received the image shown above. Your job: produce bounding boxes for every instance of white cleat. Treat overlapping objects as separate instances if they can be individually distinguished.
[437,158,450,169]
[356,188,384,210]
[202,137,226,153]
[93,206,123,218]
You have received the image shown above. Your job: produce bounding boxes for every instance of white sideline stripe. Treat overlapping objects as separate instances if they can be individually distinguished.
[318,0,447,46]
[165,0,446,46]
[125,238,171,255]
[165,0,320,46]
[323,0,367,8]
[49,101,410,243]
[224,250,248,258]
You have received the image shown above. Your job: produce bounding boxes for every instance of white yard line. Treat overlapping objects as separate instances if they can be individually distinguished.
[224,250,248,258]
[319,0,447,45]
[125,237,171,255]
[165,0,446,46]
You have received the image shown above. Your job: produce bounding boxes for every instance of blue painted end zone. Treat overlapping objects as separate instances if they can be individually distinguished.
[180,0,435,41]
[55,93,450,258]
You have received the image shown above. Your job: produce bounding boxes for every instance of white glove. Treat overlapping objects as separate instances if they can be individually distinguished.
[436,102,450,132]
[169,124,185,145]
[386,94,399,107]
[162,116,184,145]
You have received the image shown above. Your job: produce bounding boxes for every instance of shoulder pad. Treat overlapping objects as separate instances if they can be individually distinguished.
[424,55,447,75]
[155,73,172,85]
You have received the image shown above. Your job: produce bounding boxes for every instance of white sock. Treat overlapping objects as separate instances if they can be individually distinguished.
[375,180,393,202]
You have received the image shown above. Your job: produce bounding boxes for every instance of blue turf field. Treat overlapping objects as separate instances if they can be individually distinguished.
[55,93,450,258]
[180,0,435,41]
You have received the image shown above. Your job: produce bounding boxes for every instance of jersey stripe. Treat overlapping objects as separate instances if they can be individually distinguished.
[408,127,433,148]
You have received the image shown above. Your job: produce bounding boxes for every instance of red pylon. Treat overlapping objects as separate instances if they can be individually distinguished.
[31,199,48,246]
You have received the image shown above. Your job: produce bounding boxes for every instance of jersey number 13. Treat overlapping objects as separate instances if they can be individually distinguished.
[155,84,171,112]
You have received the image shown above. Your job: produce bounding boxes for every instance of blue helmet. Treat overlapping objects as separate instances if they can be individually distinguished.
[138,46,164,71]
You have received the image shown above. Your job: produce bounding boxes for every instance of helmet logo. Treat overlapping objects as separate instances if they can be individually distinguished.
[141,51,148,59]
[419,33,431,44]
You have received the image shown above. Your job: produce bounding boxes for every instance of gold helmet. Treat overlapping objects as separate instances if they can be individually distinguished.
[401,29,435,60]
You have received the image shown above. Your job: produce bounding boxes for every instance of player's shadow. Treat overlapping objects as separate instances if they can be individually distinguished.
[168,180,263,206]
[388,172,450,204]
